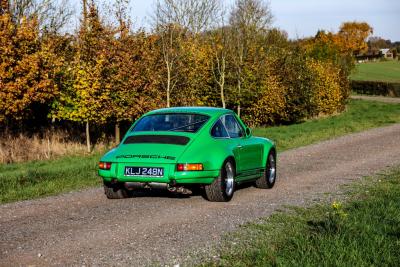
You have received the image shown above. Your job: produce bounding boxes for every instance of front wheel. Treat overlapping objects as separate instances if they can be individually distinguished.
[205,160,235,202]
[255,150,277,189]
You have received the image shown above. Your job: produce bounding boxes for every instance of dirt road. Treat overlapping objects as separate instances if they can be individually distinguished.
[1,124,400,266]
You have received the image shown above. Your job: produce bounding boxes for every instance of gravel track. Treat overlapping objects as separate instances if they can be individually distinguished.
[1,124,400,266]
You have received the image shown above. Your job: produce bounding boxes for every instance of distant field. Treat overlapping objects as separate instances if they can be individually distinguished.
[351,60,400,83]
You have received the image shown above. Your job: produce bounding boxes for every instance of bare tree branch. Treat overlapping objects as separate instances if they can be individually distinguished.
[6,0,74,34]
[210,3,228,108]
[228,0,273,116]
[152,0,220,34]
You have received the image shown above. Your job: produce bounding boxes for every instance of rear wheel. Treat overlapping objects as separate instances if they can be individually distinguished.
[255,150,276,189]
[104,181,129,199]
[205,160,235,202]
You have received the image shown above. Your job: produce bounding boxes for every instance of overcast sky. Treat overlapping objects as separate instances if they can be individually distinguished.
[74,0,400,41]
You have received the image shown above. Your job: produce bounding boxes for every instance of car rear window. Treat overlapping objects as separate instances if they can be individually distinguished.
[132,113,209,133]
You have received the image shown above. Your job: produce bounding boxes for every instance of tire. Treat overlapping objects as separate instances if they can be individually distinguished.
[205,160,235,202]
[255,150,277,189]
[103,181,129,199]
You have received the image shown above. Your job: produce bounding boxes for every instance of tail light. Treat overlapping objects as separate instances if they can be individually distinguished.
[99,162,112,170]
[176,163,203,171]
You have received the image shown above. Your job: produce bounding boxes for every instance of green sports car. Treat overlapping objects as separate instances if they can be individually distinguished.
[98,107,276,202]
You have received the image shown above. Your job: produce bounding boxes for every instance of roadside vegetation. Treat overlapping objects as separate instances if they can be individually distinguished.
[1,0,373,152]
[1,99,400,204]
[254,99,400,151]
[351,60,400,83]
[0,154,101,204]
[204,167,400,267]
[0,130,110,164]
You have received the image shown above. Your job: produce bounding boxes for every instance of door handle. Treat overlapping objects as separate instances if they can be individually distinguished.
[237,145,243,149]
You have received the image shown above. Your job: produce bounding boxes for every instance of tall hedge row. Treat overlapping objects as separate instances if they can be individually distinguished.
[242,48,349,127]
[0,1,352,136]
[351,80,400,97]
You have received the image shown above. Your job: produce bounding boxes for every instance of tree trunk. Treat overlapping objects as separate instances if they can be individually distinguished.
[115,123,120,144]
[166,62,171,107]
[86,121,91,153]
[82,0,87,27]
[237,78,241,117]
[220,58,226,109]
[220,85,225,109]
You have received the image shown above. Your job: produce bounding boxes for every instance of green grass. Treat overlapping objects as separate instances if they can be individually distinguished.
[0,154,102,203]
[203,167,400,267]
[1,99,400,204]
[350,60,400,83]
[254,99,400,151]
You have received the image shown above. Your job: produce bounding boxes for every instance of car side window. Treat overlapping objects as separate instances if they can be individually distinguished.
[222,114,244,138]
[211,119,229,138]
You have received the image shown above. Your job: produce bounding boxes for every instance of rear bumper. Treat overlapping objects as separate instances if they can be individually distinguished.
[99,169,218,185]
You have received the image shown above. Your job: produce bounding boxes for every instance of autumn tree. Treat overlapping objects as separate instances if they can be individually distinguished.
[108,0,131,143]
[52,1,113,152]
[302,30,342,63]
[337,21,373,55]
[153,0,220,107]
[0,7,60,124]
[228,0,273,117]
[264,28,289,48]
[109,31,162,143]
[174,36,214,106]
[300,21,372,95]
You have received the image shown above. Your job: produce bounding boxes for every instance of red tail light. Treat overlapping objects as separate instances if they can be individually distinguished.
[99,162,112,170]
[176,163,203,171]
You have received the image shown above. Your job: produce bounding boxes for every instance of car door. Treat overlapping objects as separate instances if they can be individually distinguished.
[237,134,263,180]
[221,114,261,181]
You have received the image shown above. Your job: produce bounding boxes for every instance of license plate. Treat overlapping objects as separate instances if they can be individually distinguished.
[124,167,164,177]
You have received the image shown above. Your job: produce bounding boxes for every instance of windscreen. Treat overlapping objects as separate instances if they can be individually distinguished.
[132,113,209,133]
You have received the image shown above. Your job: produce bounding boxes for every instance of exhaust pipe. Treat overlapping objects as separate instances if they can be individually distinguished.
[168,184,192,195]
[124,182,192,195]
[124,182,168,190]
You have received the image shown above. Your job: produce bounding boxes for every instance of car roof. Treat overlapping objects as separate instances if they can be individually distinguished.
[146,107,233,117]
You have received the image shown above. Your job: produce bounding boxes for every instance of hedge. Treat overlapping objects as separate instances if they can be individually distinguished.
[351,80,400,97]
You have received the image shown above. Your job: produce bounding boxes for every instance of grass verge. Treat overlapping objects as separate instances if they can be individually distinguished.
[1,99,400,204]
[203,167,400,266]
[0,154,101,203]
